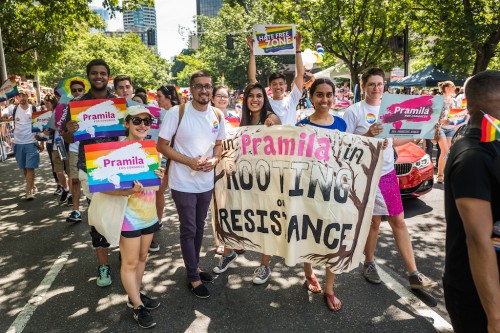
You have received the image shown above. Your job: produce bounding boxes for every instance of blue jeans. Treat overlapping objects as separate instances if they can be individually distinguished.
[171,189,213,282]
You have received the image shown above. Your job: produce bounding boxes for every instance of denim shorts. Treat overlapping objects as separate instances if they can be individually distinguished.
[14,142,40,169]
[439,127,456,138]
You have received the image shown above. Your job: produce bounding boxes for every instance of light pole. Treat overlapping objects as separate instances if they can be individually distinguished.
[0,26,7,84]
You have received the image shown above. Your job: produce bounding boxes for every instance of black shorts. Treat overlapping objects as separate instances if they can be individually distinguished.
[90,226,110,248]
[443,278,487,333]
[121,222,160,238]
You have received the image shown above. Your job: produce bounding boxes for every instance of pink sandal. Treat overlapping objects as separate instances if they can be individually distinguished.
[323,292,342,312]
[305,275,322,293]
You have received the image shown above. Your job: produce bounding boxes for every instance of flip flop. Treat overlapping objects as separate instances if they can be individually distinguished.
[323,292,342,312]
[305,275,322,293]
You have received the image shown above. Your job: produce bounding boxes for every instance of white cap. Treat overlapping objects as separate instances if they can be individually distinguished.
[125,105,153,118]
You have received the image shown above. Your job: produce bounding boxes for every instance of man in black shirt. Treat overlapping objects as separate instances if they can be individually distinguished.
[62,59,118,288]
[444,70,500,333]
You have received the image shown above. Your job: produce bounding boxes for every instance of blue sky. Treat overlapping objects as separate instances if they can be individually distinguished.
[91,0,197,60]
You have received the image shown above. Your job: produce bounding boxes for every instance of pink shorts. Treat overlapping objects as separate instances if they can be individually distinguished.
[373,169,404,217]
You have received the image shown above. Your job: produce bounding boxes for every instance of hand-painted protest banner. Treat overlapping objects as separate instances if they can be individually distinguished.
[377,94,444,139]
[253,24,296,55]
[70,98,127,141]
[31,110,53,132]
[212,125,384,274]
[84,140,161,193]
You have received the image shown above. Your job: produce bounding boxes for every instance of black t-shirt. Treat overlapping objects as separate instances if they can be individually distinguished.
[61,91,118,172]
[444,127,500,291]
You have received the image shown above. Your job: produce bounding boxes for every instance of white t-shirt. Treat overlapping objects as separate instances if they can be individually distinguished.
[68,142,79,153]
[12,104,37,144]
[343,100,395,176]
[268,84,302,125]
[158,102,226,193]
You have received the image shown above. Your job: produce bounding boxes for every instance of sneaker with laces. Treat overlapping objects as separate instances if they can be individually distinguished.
[59,190,69,203]
[96,265,112,287]
[127,293,160,310]
[252,265,271,284]
[409,272,438,289]
[132,305,156,329]
[213,251,238,274]
[149,241,160,252]
[66,210,82,223]
[54,185,63,195]
[363,263,381,284]
[66,195,73,206]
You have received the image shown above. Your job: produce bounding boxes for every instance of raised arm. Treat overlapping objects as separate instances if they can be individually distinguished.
[246,35,257,84]
[293,31,304,91]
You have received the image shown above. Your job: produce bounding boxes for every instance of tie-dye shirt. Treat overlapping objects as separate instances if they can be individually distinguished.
[121,189,158,231]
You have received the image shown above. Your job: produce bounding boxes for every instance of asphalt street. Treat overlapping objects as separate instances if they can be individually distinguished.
[0,152,452,333]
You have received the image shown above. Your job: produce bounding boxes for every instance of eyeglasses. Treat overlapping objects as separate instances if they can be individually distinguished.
[192,84,213,92]
[71,88,84,93]
[214,94,229,99]
[131,117,152,126]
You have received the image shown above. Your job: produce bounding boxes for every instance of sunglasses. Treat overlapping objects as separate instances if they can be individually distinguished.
[131,117,152,126]
[71,88,84,93]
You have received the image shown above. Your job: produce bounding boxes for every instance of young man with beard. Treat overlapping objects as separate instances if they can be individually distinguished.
[157,70,226,298]
[62,59,117,287]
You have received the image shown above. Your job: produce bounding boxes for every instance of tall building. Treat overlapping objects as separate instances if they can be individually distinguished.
[196,0,223,17]
[90,6,110,32]
[123,1,158,52]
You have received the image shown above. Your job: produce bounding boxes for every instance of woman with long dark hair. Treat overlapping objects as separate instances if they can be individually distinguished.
[239,82,280,127]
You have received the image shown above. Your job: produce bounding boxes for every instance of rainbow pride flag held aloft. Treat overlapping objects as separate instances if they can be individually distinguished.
[481,112,500,142]
[0,77,20,102]
[447,108,468,126]
[32,110,53,132]
[70,98,127,141]
[85,140,161,193]
[253,24,296,55]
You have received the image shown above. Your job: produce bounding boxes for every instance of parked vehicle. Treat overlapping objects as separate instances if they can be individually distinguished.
[395,142,434,198]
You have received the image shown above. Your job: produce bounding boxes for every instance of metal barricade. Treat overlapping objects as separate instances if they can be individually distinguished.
[0,121,14,162]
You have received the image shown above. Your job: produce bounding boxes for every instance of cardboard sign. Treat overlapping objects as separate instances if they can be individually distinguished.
[70,98,127,141]
[143,105,163,142]
[212,125,384,274]
[377,94,444,139]
[84,140,161,193]
[253,24,296,55]
[31,110,53,132]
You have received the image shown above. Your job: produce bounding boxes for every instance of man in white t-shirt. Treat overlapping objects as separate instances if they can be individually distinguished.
[157,70,225,299]
[8,90,44,199]
[247,32,304,126]
[343,68,437,290]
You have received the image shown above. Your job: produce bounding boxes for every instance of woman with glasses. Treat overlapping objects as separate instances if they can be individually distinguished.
[103,105,164,328]
[343,68,437,291]
[212,85,240,129]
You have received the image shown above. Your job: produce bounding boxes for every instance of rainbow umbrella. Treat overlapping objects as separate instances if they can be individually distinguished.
[56,75,90,104]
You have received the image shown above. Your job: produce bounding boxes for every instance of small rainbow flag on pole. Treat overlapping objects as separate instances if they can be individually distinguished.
[480,111,500,142]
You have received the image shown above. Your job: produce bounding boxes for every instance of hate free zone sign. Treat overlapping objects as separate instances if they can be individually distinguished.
[212,125,384,274]
[253,24,296,55]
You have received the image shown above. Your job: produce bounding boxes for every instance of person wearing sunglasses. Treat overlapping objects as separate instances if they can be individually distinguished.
[70,80,86,99]
[101,104,163,328]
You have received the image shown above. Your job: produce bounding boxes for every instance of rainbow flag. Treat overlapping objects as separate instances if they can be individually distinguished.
[85,140,161,193]
[481,112,500,142]
[0,77,19,102]
[69,98,127,141]
[225,112,240,128]
[447,108,468,126]
[32,110,53,132]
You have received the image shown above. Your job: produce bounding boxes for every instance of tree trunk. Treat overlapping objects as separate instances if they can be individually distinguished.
[350,70,361,102]
[472,29,500,74]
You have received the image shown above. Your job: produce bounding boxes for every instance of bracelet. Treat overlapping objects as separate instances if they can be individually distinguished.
[296,50,302,53]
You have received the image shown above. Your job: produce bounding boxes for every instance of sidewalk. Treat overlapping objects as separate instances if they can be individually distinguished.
[0,153,445,333]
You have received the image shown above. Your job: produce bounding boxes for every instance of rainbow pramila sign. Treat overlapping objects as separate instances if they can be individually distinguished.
[85,140,161,193]
[32,110,53,132]
[253,24,296,55]
[70,98,127,141]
